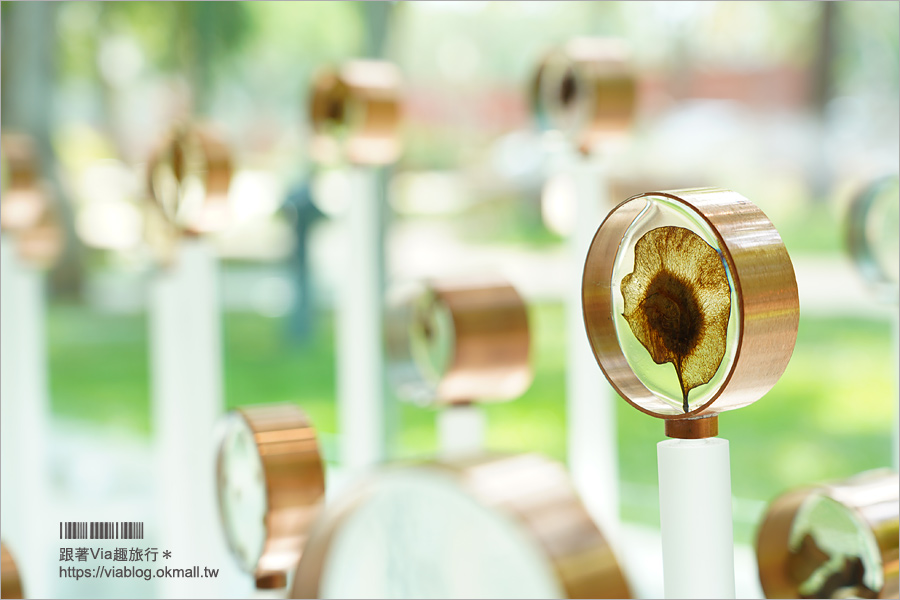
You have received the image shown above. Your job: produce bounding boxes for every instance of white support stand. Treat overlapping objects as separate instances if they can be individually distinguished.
[560,147,620,538]
[437,404,487,460]
[0,237,52,599]
[657,437,736,600]
[335,167,389,473]
[149,238,246,598]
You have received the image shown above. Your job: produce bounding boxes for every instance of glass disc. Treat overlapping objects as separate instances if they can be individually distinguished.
[318,469,561,599]
[788,493,883,598]
[610,195,741,414]
[216,413,268,572]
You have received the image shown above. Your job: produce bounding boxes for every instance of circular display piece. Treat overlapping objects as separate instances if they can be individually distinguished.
[756,469,899,599]
[847,175,899,301]
[146,124,233,237]
[582,188,799,421]
[216,404,325,580]
[309,60,402,166]
[0,134,64,268]
[1,542,24,599]
[385,277,532,406]
[532,37,636,154]
[291,454,631,599]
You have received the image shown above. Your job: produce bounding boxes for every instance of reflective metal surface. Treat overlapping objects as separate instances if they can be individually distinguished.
[145,124,233,253]
[216,404,326,584]
[0,133,64,268]
[532,37,636,154]
[0,542,24,599]
[756,470,899,599]
[386,276,532,406]
[309,60,402,166]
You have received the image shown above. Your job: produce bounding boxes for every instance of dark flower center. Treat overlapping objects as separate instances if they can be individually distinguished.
[639,270,703,358]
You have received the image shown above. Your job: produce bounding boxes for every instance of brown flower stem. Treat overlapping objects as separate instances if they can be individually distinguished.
[674,357,689,413]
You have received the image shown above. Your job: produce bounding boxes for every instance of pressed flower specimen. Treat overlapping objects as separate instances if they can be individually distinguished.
[620,226,731,413]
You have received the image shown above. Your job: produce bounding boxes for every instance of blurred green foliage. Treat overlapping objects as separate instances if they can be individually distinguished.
[48,302,893,508]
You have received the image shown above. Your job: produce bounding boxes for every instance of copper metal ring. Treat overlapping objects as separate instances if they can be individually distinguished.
[216,404,326,581]
[309,60,402,166]
[756,469,899,599]
[582,188,799,422]
[0,133,65,268]
[146,124,233,238]
[1,542,24,599]
[531,37,636,154]
[386,276,532,406]
[290,453,631,599]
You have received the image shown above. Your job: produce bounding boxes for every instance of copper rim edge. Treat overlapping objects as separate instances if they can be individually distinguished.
[433,278,532,405]
[0,542,24,599]
[0,133,64,268]
[582,187,799,420]
[220,404,326,582]
[290,454,632,599]
[756,469,899,599]
[531,37,636,154]
[146,124,233,238]
[309,60,402,166]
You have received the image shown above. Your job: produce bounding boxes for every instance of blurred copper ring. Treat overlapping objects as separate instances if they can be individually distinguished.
[756,469,899,599]
[846,174,899,299]
[216,404,326,581]
[386,276,532,406]
[1,133,65,268]
[309,60,402,166]
[582,188,799,423]
[1,542,24,599]
[291,453,632,599]
[531,37,636,154]
[146,124,233,238]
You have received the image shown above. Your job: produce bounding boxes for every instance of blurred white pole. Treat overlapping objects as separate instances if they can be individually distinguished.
[437,405,486,460]
[0,237,52,599]
[657,438,736,599]
[336,167,389,472]
[149,238,246,598]
[558,146,620,539]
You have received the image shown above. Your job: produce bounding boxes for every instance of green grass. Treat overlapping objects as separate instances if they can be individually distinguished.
[48,301,893,541]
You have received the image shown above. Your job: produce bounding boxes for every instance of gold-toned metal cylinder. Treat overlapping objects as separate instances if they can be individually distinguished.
[386,277,532,406]
[290,453,631,599]
[532,37,636,154]
[582,188,799,424]
[664,414,719,439]
[216,404,326,581]
[1,542,24,599]
[756,469,899,599]
[146,124,233,241]
[309,60,402,166]
[1,133,64,268]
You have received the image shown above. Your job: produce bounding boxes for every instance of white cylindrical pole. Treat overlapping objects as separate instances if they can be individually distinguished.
[564,151,620,538]
[437,404,486,460]
[657,437,736,599]
[150,238,246,598]
[336,167,389,471]
[0,238,52,599]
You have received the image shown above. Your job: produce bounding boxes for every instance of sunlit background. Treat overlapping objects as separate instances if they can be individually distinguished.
[2,0,898,582]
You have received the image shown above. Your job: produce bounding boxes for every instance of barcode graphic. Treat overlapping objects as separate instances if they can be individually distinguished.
[59,522,144,540]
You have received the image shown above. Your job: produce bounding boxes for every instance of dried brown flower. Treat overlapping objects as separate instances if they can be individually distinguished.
[620,226,731,413]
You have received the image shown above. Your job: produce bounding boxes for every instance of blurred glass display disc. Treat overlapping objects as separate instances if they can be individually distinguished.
[610,194,740,414]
